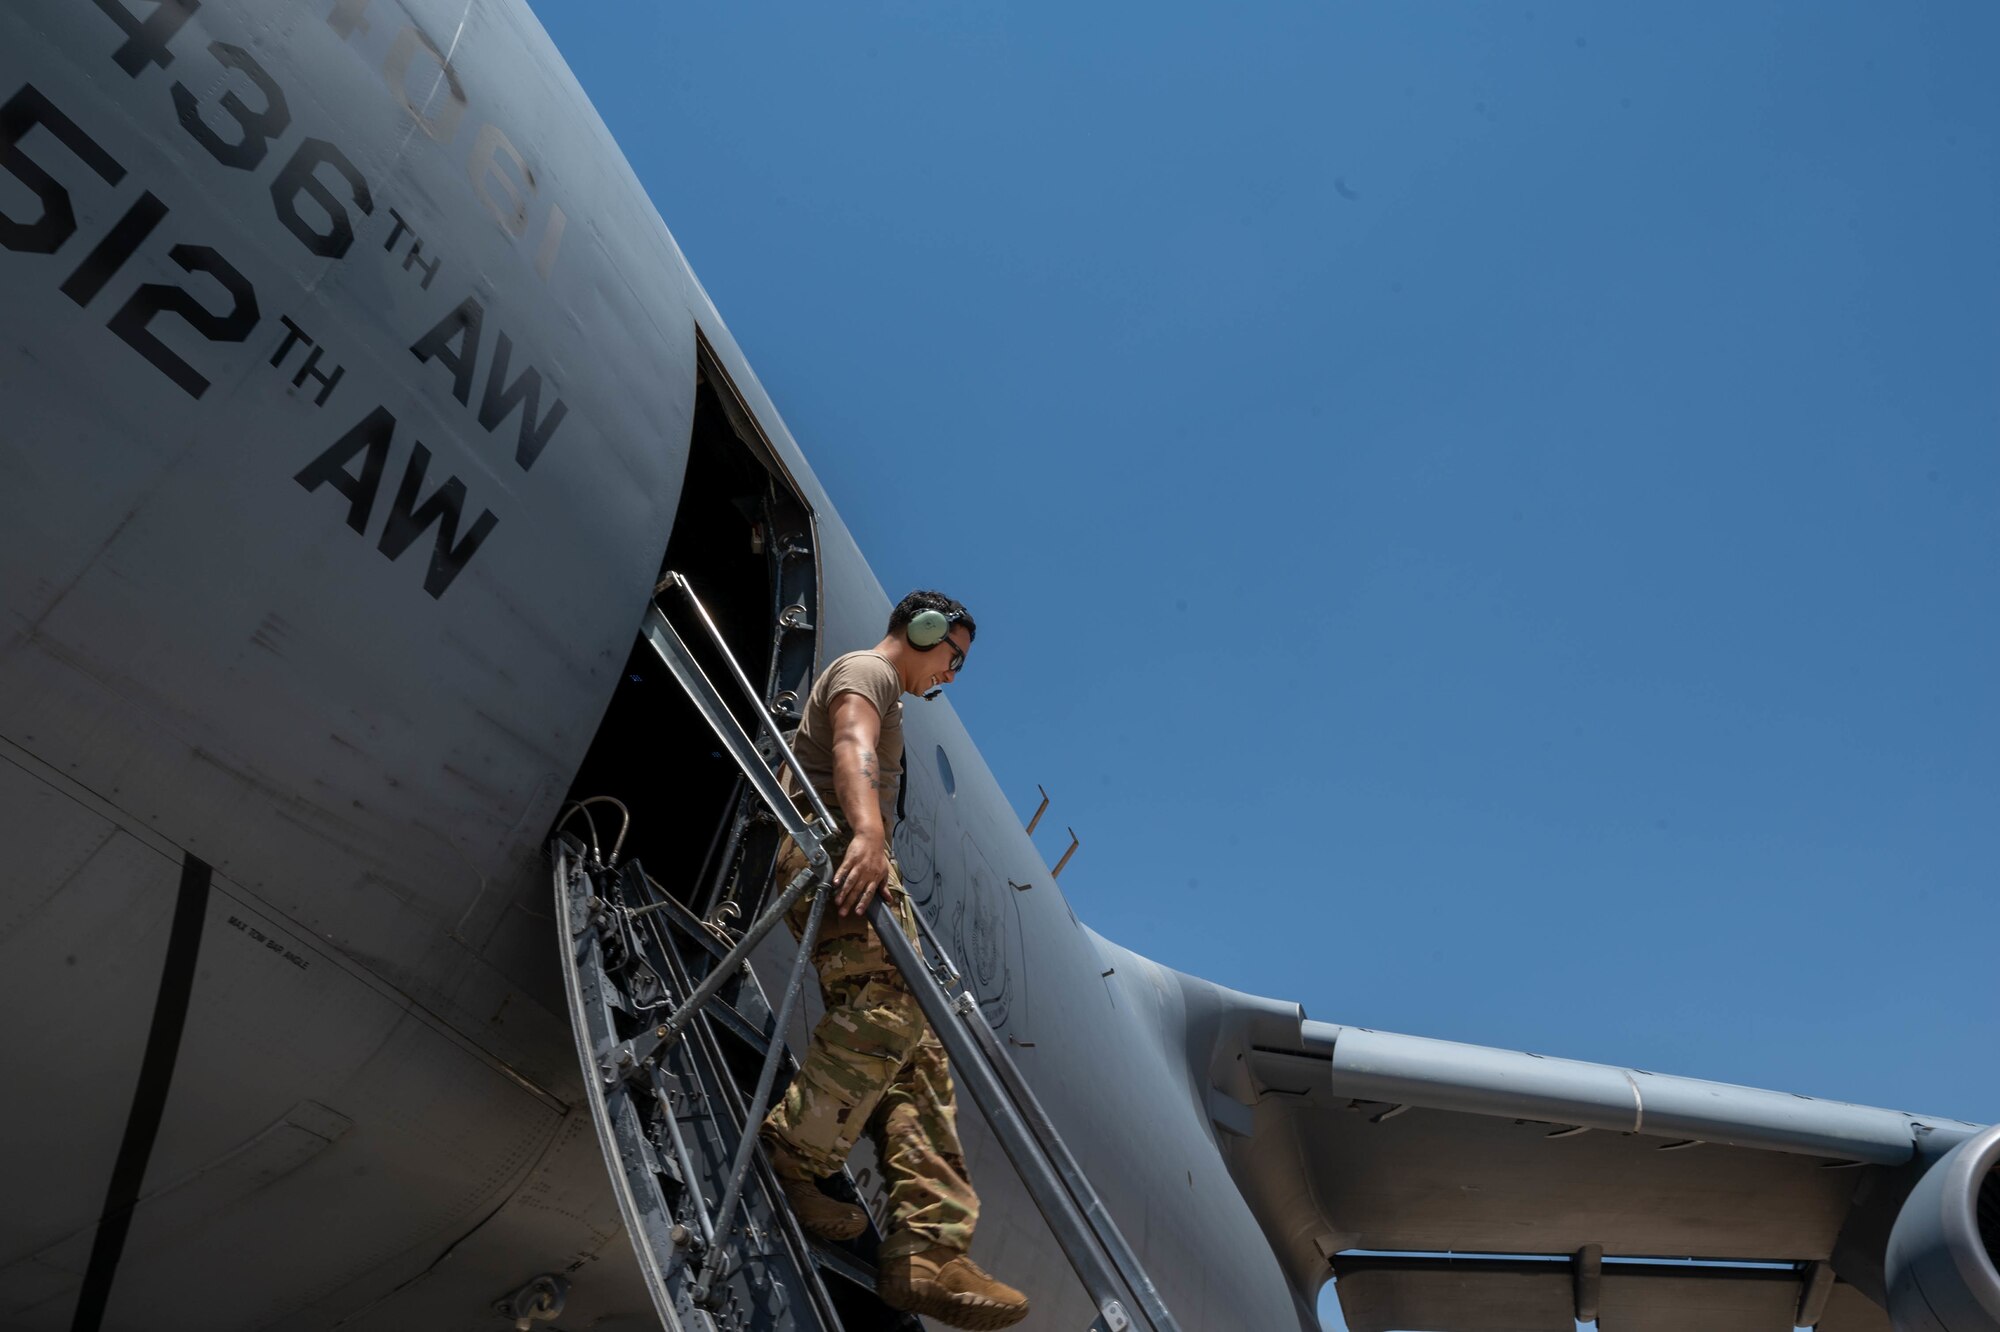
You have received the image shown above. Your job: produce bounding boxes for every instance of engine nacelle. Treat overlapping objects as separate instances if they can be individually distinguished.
[1887,1122,2000,1332]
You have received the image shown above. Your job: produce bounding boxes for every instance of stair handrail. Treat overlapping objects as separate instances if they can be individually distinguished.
[653,571,838,836]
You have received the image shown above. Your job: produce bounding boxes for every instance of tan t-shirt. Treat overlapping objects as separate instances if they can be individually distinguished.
[785,650,904,831]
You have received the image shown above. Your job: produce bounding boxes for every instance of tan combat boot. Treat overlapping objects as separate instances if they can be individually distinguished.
[762,1136,868,1242]
[877,1241,1029,1330]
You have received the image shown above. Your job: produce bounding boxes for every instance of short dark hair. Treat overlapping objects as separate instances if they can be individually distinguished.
[888,589,976,642]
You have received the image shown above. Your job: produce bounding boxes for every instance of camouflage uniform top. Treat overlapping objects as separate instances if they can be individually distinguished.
[784,650,904,830]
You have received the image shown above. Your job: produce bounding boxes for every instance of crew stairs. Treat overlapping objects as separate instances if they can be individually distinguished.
[550,575,1181,1332]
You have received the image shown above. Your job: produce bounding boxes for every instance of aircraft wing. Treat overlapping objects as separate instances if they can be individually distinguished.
[1153,962,1996,1332]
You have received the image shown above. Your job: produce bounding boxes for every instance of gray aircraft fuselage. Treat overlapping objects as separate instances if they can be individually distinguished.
[0,2,1314,1328]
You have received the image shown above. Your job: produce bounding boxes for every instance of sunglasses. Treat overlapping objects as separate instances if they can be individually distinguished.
[936,636,968,673]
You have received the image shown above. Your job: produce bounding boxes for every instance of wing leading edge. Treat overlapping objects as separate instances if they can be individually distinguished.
[1259,1022,1980,1332]
[1096,943,1987,1332]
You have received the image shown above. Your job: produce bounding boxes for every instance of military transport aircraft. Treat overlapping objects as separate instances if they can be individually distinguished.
[1,3,1994,1331]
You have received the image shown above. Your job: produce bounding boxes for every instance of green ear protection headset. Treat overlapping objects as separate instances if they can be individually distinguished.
[905,608,960,650]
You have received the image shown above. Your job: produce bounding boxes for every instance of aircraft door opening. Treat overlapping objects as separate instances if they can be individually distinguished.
[553,336,818,921]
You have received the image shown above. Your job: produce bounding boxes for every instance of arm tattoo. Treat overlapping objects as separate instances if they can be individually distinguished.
[860,752,886,791]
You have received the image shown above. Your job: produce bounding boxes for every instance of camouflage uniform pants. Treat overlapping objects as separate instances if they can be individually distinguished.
[761,834,979,1254]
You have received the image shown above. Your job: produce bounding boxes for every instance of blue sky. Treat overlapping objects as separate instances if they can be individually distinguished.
[524,2,1997,1323]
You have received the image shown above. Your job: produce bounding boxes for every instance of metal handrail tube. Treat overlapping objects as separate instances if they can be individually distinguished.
[643,605,832,846]
[654,574,838,832]
[651,1079,716,1248]
[865,897,1150,1331]
[640,865,818,1061]
[693,881,834,1306]
[957,997,1181,1332]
